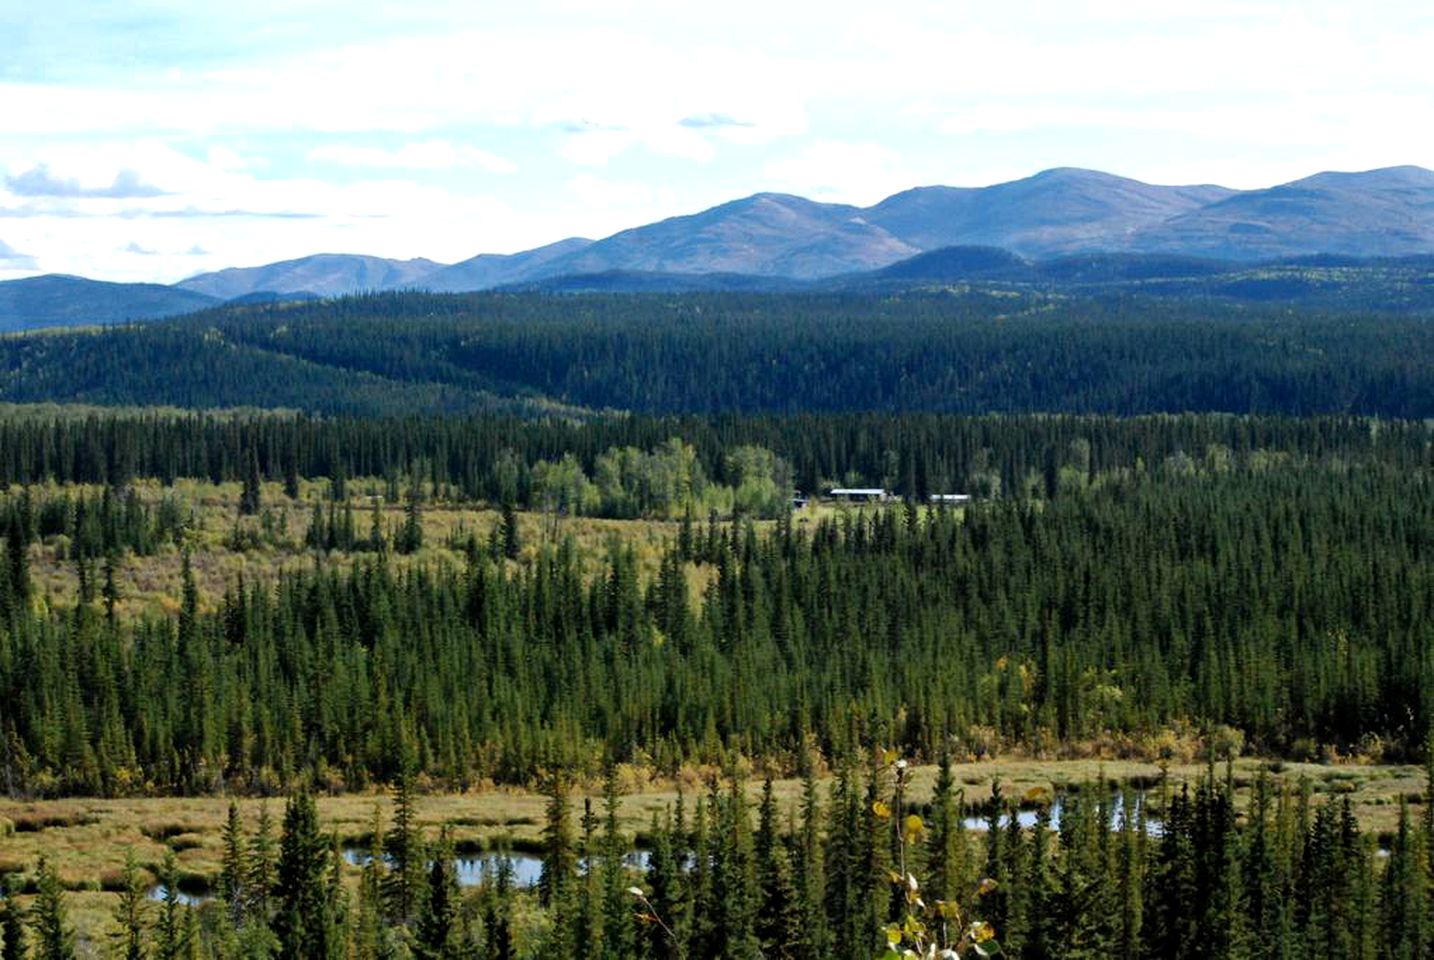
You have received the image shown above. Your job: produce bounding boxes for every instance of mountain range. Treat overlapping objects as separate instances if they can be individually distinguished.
[4,164,1434,329]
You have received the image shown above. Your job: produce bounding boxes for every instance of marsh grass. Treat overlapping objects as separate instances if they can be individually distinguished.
[1,757,1426,945]
[14,478,688,618]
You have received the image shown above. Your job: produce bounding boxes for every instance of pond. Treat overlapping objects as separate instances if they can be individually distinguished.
[147,849,652,905]
[146,885,207,906]
[962,791,1165,837]
[341,848,652,889]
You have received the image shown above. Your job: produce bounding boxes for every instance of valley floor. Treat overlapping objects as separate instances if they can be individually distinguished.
[2,757,1426,948]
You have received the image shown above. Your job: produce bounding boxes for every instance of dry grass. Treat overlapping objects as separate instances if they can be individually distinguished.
[12,478,689,619]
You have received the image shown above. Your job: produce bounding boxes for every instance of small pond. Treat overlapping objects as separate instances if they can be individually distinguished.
[341,848,652,889]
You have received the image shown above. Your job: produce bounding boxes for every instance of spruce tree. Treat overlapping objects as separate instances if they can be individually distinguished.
[483,854,516,960]
[305,500,327,551]
[153,851,188,960]
[0,877,29,960]
[220,801,248,924]
[754,779,802,960]
[110,849,147,960]
[273,792,333,960]
[383,771,424,925]
[599,769,635,960]
[792,764,830,960]
[329,465,347,504]
[101,551,120,628]
[368,497,387,554]
[6,513,29,608]
[284,455,301,501]
[415,829,459,960]
[1115,787,1145,959]
[500,502,521,560]
[397,494,422,555]
[240,445,262,516]
[1382,799,1430,960]
[354,805,391,960]
[925,752,968,906]
[1148,785,1197,960]
[825,759,863,960]
[247,802,278,921]
[642,812,685,960]
[31,856,75,960]
[856,755,892,954]
[575,798,605,959]
[539,772,576,909]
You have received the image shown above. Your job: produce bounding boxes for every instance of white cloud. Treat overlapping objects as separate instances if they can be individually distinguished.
[0,137,544,280]
[762,141,913,206]
[307,140,516,173]
[0,238,37,273]
[206,146,261,172]
[566,173,674,210]
[558,130,635,167]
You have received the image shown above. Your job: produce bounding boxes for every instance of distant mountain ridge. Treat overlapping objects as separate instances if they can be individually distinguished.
[175,253,445,299]
[864,168,1236,254]
[0,275,219,332]
[421,237,594,292]
[529,192,918,279]
[4,164,1434,329]
[165,165,1434,298]
[1131,165,1434,259]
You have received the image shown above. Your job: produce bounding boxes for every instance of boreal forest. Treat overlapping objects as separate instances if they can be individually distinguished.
[0,288,1432,958]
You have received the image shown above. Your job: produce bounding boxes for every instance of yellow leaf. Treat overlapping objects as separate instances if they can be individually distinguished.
[976,877,999,896]
[903,813,925,843]
[872,800,892,819]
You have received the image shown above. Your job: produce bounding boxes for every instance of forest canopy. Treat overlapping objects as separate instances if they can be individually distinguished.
[1,290,1433,417]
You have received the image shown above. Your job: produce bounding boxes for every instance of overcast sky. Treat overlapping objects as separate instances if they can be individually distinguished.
[2,0,1432,283]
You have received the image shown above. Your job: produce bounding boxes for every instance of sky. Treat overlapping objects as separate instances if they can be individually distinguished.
[2,0,1433,283]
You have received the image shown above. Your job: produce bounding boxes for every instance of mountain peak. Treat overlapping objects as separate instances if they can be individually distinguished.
[1133,165,1434,259]
[864,167,1234,256]
[178,253,448,299]
[1025,166,1132,184]
[1290,165,1434,190]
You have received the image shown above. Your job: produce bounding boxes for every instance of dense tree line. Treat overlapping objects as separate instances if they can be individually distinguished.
[2,291,1434,416]
[0,432,1431,795]
[0,486,188,560]
[0,408,1428,508]
[2,757,1431,959]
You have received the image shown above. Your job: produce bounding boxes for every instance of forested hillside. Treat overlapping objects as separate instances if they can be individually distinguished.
[2,291,1434,416]
[0,411,1430,795]
[0,408,1426,510]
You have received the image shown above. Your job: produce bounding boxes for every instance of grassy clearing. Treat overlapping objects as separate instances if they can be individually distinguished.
[1,757,1425,945]
[14,477,944,618]
[15,478,687,618]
